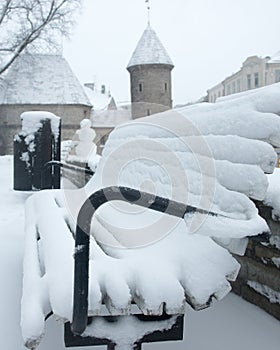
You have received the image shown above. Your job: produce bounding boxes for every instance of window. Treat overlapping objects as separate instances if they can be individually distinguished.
[254,73,259,88]
[147,109,151,116]
[164,83,168,91]
[237,79,241,92]
[265,72,268,85]
[275,70,280,83]
[226,84,231,95]
[139,83,143,92]
[247,74,251,89]
[232,82,236,94]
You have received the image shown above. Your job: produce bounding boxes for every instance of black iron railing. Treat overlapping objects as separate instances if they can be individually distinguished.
[71,186,270,336]
[71,186,216,335]
[41,161,94,189]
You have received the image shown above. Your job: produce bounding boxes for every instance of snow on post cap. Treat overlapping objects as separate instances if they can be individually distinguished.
[127,24,174,69]
[20,111,60,139]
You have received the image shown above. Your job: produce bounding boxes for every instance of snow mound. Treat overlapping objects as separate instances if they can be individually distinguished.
[22,83,280,348]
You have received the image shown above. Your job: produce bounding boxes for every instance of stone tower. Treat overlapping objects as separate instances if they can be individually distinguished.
[127,24,174,119]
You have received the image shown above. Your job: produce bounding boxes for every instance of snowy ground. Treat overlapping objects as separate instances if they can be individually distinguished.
[0,155,279,350]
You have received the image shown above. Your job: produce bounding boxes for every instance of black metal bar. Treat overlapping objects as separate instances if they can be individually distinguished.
[13,134,32,191]
[44,160,94,176]
[71,186,211,335]
[41,161,94,190]
[32,119,53,189]
[64,321,115,348]
[65,315,184,348]
[41,161,62,189]
[71,186,270,336]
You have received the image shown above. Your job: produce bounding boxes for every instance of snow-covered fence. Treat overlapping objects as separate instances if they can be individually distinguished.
[14,112,61,191]
[21,83,280,349]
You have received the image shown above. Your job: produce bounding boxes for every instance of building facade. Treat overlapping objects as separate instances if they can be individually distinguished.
[208,52,280,103]
[0,54,92,155]
[127,24,174,119]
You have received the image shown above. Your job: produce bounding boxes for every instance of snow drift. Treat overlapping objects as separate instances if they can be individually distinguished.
[21,83,280,348]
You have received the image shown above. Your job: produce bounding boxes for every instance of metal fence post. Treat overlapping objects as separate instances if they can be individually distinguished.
[13,114,61,191]
[13,134,32,191]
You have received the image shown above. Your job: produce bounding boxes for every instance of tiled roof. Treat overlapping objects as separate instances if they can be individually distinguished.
[0,54,92,106]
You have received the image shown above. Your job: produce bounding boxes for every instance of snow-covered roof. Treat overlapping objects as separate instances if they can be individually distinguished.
[0,54,92,106]
[267,50,280,63]
[91,108,131,127]
[127,24,174,69]
[84,84,113,110]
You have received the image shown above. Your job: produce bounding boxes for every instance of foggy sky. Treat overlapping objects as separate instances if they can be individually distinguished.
[64,0,280,105]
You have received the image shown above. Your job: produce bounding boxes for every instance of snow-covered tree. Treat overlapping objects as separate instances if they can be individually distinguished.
[0,0,82,76]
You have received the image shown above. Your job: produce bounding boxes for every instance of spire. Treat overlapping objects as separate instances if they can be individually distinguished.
[146,0,150,26]
[127,25,174,69]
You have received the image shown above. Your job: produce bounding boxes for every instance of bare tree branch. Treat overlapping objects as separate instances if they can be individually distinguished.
[0,0,82,76]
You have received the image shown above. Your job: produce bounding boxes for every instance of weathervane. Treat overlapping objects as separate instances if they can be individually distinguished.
[145,0,151,25]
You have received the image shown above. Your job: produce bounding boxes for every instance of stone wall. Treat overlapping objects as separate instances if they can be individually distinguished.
[232,202,280,320]
[0,104,91,155]
[128,64,173,119]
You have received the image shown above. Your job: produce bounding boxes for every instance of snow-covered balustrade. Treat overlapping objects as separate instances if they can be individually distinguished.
[21,83,280,349]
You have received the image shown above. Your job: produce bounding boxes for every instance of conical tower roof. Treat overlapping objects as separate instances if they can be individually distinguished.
[127,24,173,69]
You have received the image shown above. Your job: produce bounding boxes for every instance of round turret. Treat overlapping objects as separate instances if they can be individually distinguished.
[127,25,174,119]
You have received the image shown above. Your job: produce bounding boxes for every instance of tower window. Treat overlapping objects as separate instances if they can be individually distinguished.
[139,83,143,92]
[164,83,168,91]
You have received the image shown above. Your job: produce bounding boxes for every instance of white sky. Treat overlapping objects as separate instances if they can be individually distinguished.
[64,0,280,105]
